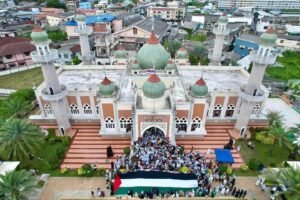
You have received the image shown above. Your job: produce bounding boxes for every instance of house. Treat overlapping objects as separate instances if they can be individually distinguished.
[41,7,65,15]
[79,0,92,9]
[0,37,35,70]
[56,44,80,64]
[65,0,77,12]
[46,12,75,26]
[276,36,300,52]
[234,34,259,58]
[147,6,185,21]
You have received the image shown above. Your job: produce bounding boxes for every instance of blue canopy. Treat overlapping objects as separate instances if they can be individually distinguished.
[214,149,234,164]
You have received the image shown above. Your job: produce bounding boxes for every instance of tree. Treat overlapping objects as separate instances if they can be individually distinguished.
[253,12,259,25]
[267,124,294,150]
[264,166,300,200]
[0,98,31,119]
[72,56,81,65]
[132,0,138,6]
[265,109,285,126]
[46,0,66,9]
[166,40,182,58]
[47,30,68,42]
[188,33,207,42]
[189,44,208,65]
[0,170,38,200]
[0,119,43,161]
[189,54,200,65]
[9,89,35,102]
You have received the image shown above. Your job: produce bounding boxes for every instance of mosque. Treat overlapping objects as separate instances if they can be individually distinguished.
[29,14,277,168]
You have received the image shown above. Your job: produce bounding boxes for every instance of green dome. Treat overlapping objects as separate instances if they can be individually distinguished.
[165,60,176,70]
[191,77,208,97]
[99,77,115,97]
[31,26,48,43]
[137,33,170,70]
[129,61,140,70]
[114,46,127,58]
[259,27,277,46]
[176,48,187,59]
[76,14,86,22]
[218,14,228,23]
[142,74,166,99]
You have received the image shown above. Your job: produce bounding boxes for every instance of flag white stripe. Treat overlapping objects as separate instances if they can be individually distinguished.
[120,178,198,188]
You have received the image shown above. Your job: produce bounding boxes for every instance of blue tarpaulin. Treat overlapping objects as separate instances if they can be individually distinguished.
[214,149,234,164]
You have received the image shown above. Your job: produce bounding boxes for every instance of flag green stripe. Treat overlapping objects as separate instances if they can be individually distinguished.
[115,186,197,196]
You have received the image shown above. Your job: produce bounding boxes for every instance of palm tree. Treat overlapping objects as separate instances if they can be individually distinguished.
[0,98,31,119]
[0,119,43,161]
[265,166,300,200]
[0,170,38,200]
[268,124,294,150]
[265,109,285,126]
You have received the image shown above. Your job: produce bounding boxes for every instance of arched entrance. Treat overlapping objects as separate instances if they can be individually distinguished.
[142,126,165,139]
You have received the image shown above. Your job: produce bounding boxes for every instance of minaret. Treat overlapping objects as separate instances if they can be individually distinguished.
[234,27,277,137]
[30,26,71,134]
[75,14,93,65]
[209,14,230,66]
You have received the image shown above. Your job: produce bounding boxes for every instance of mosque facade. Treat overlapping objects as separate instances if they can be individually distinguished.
[29,14,277,143]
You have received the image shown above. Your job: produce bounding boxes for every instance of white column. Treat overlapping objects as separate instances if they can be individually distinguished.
[208,95,216,118]
[75,90,83,114]
[221,95,229,118]
[98,101,106,135]
[89,92,96,116]
[114,102,120,132]
[233,97,242,118]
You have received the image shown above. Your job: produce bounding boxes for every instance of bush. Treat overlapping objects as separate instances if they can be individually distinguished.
[77,167,84,176]
[62,136,71,146]
[255,132,265,142]
[80,164,94,176]
[240,164,249,172]
[226,166,232,175]
[98,167,106,176]
[219,165,228,174]
[49,157,60,170]
[48,137,56,145]
[56,146,66,159]
[262,136,275,145]
[46,129,56,140]
[10,89,35,102]
[123,147,131,156]
[248,158,263,171]
[61,167,68,174]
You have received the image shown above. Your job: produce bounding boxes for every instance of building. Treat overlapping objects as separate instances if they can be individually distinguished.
[29,16,277,168]
[147,6,185,21]
[217,0,300,10]
[46,12,75,26]
[0,0,15,9]
[0,37,35,70]
[234,34,259,58]
[41,7,65,15]
[65,0,77,12]
[79,0,92,9]
[276,37,300,51]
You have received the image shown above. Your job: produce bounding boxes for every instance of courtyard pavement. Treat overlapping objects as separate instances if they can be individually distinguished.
[40,176,270,200]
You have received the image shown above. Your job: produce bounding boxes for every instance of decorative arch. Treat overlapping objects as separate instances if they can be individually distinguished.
[225,104,235,117]
[213,104,222,117]
[70,104,79,114]
[141,125,165,137]
[191,117,201,131]
[83,104,92,114]
[252,104,260,114]
[44,104,53,115]
[105,117,115,129]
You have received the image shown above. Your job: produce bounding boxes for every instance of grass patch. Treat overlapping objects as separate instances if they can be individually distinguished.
[233,169,260,176]
[236,139,290,168]
[265,51,300,81]
[0,67,44,89]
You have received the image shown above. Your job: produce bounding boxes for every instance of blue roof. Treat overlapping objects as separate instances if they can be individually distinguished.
[214,149,234,164]
[84,14,116,25]
[65,20,78,26]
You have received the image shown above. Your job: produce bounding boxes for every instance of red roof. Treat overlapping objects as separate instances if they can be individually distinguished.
[148,74,161,83]
[147,32,159,44]
[101,76,112,85]
[195,77,206,86]
[33,26,43,32]
[69,44,81,53]
[0,37,36,56]
[266,26,276,34]
[178,47,186,51]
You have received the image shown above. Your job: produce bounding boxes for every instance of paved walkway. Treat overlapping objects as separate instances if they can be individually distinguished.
[40,176,270,200]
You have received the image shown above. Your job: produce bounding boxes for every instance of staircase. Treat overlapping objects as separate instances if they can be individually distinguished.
[176,124,244,169]
[61,125,131,169]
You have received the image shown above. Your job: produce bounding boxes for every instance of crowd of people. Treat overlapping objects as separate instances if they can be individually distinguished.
[106,129,247,199]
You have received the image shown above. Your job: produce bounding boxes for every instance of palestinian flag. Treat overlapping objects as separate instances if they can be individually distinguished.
[113,171,198,195]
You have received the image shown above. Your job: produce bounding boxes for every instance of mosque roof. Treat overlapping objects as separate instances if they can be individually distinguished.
[85,14,116,25]
[65,20,78,26]
[259,26,277,46]
[30,26,48,43]
[142,74,166,99]
[191,77,208,97]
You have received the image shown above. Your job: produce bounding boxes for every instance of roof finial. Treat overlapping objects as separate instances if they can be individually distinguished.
[151,16,155,32]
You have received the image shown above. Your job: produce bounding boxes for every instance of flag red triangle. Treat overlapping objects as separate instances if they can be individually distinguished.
[113,174,122,192]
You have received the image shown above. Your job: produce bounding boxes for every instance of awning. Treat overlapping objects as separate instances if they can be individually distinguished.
[214,149,234,164]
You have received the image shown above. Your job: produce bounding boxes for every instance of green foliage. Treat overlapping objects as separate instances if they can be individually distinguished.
[262,135,275,145]
[248,158,263,171]
[165,40,182,58]
[61,167,68,174]
[78,164,94,176]
[179,166,190,174]
[0,97,31,119]
[187,1,207,8]
[56,146,66,159]
[48,137,56,145]
[49,156,60,170]
[9,89,35,102]
[187,33,207,42]
[266,109,285,126]
[268,124,295,150]
[46,0,66,9]
[98,168,106,176]
[0,119,43,161]
[189,44,208,65]
[0,170,38,200]
[189,54,200,65]
[123,146,131,156]
[226,166,232,175]
[62,136,71,146]
[219,165,228,174]
[47,30,68,42]
[255,132,266,142]
[72,56,81,65]
[240,164,249,172]
[247,63,253,73]
[288,81,300,96]
[265,51,300,81]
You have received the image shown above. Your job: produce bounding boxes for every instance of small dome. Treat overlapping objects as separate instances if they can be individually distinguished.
[165,60,176,70]
[176,48,187,59]
[31,26,48,43]
[129,60,140,70]
[76,14,86,22]
[142,74,166,99]
[259,26,277,47]
[99,77,115,97]
[191,77,208,97]
[114,46,127,58]
[137,33,170,70]
[218,13,228,24]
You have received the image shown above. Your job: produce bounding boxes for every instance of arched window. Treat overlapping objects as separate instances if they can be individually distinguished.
[213,104,222,117]
[119,117,127,129]
[105,117,115,129]
[44,104,53,115]
[252,104,260,114]
[225,104,235,117]
[83,104,92,114]
[70,104,79,114]
[96,105,100,114]
[177,117,187,132]
[191,117,201,131]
